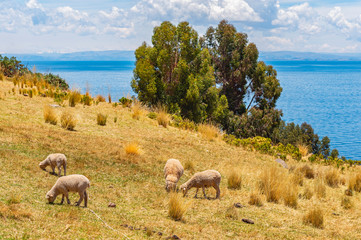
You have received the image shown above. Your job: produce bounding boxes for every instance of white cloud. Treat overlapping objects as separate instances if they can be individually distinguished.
[327,7,361,41]
[26,0,43,10]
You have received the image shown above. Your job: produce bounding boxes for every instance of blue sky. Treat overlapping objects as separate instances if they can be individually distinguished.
[1,0,361,53]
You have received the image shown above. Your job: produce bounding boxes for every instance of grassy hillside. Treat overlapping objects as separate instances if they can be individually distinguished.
[0,79,361,239]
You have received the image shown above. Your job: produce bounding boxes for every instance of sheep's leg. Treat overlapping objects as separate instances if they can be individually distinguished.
[51,167,55,175]
[76,191,84,206]
[60,194,65,204]
[202,187,208,199]
[194,188,199,198]
[63,163,67,176]
[214,185,220,199]
[57,166,62,177]
[84,191,88,207]
[64,192,70,204]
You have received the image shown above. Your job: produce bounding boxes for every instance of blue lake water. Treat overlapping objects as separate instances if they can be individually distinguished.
[26,60,361,160]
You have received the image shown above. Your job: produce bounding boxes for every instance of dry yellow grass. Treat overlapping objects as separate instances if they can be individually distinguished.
[348,170,361,192]
[1,80,361,239]
[225,205,239,220]
[341,196,353,209]
[248,192,263,206]
[302,184,314,200]
[258,166,284,203]
[198,123,219,141]
[303,207,324,229]
[227,170,242,189]
[97,113,107,126]
[157,110,169,128]
[43,105,57,125]
[324,167,340,187]
[298,144,309,157]
[168,193,187,221]
[124,142,140,155]
[96,95,106,103]
[282,181,298,209]
[132,101,142,120]
[68,90,82,107]
[60,110,77,130]
[183,159,195,172]
[314,178,326,199]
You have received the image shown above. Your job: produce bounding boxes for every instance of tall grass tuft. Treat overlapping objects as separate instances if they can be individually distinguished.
[300,164,315,179]
[69,90,82,107]
[97,113,107,126]
[82,91,93,106]
[95,95,106,103]
[348,171,361,192]
[124,142,140,155]
[225,206,239,220]
[341,196,354,209]
[168,193,187,221]
[314,178,326,199]
[324,167,340,187]
[298,144,309,157]
[227,170,242,189]
[282,181,298,208]
[198,123,219,141]
[258,166,284,203]
[43,105,58,125]
[157,109,169,128]
[60,111,77,131]
[303,207,324,229]
[132,101,142,120]
[108,93,112,103]
[248,192,263,206]
[302,185,314,200]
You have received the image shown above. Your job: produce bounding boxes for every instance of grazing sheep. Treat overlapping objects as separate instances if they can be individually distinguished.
[39,153,67,177]
[46,174,90,207]
[164,159,184,192]
[180,170,221,199]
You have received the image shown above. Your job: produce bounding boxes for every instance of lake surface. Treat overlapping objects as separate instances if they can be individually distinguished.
[26,60,361,160]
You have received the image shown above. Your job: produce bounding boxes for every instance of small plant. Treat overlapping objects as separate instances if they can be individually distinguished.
[168,193,187,221]
[119,97,132,107]
[82,92,93,106]
[114,116,118,123]
[324,167,340,187]
[227,170,242,189]
[282,181,298,209]
[6,195,22,205]
[225,206,239,220]
[258,166,284,203]
[184,159,195,172]
[248,192,263,206]
[198,124,219,141]
[314,178,326,199]
[43,106,58,125]
[108,93,112,103]
[341,196,353,209]
[124,142,140,155]
[132,102,142,120]
[157,110,169,128]
[303,207,324,229]
[95,95,106,103]
[147,112,157,120]
[97,113,107,126]
[68,90,82,107]
[60,111,77,131]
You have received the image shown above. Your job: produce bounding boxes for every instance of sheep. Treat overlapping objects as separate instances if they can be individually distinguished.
[180,170,221,199]
[46,174,90,207]
[39,153,67,177]
[164,159,184,192]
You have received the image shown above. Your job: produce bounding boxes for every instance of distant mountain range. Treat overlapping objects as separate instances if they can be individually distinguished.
[2,50,361,62]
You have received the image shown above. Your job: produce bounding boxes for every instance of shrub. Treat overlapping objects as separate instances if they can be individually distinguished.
[198,124,219,141]
[314,178,326,199]
[303,207,324,229]
[114,117,118,123]
[82,92,93,106]
[60,111,77,131]
[183,159,195,172]
[124,142,140,155]
[119,97,132,107]
[43,106,57,125]
[132,102,142,120]
[258,166,284,203]
[282,181,298,209]
[348,171,361,192]
[97,113,107,126]
[147,112,157,119]
[324,167,340,187]
[248,193,263,207]
[172,115,197,131]
[168,193,187,221]
[227,170,242,190]
[68,90,82,107]
[225,206,239,220]
[302,185,313,200]
[341,196,353,209]
[157,110,169,128]
[300,165,315,179]
[95,95,106,103]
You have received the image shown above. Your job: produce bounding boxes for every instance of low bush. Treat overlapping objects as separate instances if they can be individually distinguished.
[68,90,82,107]
[225,206,239,220]
[82,92,93,106]
[43,105,57,125]
[248,192,263,207]
[95,95,106,103]
[60,111,77,131]
[97,113,107,126]
[303,207,324,229]
[157,110,169,128]
[172,115,197,131]
[168,193,187,221]
[227,170,242,189]
[198,124,219,141]
[119,97,133,107]
[147,112,157,120]
[124,142,140,155]
[324,167,340,187]
[300,165,315,179]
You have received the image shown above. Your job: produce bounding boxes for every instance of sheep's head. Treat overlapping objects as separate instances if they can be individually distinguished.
[179,184,187,196]
[39,159,47,170]
[46,192,55,203]
[165,181,176,192]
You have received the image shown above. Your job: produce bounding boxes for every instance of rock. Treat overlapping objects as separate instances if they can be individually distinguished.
[121,224,128,228]
[234,203,244,208]
[157,232,163,236]
[23,93,29,96]
[134,227,140,230]
[242,218,254,224]
[332,212,340,216]
[275,158,288,169]
[166,235,181,240]
[109,185,114,188]
[128,226,134,230]
[108,202,116,208]
[49,104,60,108]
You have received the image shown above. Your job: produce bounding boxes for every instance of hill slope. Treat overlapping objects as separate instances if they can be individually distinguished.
[0,80,360,239]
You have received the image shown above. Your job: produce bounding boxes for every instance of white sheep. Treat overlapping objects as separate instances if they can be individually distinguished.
[39,153,67,177]
[46,174,90,207]
[164,159,184,192]
[180,170,221,199]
